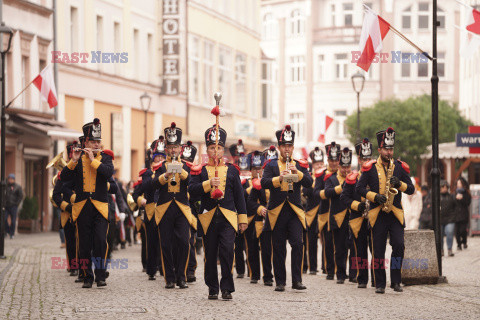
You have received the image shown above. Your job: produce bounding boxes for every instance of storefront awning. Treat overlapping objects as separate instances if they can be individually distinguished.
[420,142,480,160]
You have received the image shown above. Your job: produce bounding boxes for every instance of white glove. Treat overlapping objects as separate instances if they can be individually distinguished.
[133,210,139,218]
[119,212,126,221]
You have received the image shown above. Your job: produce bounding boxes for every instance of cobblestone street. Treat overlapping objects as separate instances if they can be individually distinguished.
[0,232,479,319]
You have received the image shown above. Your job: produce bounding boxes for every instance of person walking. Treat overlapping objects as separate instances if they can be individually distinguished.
[5,173,23,239]
[440,180,456,257]
[454,177,471,250]
[419,186,432,230]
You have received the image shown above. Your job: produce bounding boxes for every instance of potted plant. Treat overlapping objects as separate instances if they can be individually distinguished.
[18,196,39,233]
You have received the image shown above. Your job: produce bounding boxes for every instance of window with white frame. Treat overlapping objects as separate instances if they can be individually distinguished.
[343,3,353,26]
[261,61,272,119]
[133,29,139,79]
[21,56,30,108]
[438,52,445,77]
[401,54,411,78]
[290,55,305,84]
[114,22,121,75]
[189,36,200,103]
[235,52,247,113]
[263,13,277,40]
[317,54,325,81]
[335,53,348,80]
[417,58,428,78]
[438,7,445,29]
[290,113,305,139]
[331,4,336,27]
[402,6,412,29]
[147,33,154,83]
[96,16,103,51]
[203,40,214,104]
[218,46,232,108]
[334,110,347,137]
[70,6,79,52]
[418,2,429,29]
[250,58,257,116]
[290,10,305,36]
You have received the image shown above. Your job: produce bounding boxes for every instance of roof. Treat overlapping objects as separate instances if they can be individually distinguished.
[420,142,480,160]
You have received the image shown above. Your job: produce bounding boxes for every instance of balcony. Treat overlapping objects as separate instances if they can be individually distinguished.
[313,26,362,45]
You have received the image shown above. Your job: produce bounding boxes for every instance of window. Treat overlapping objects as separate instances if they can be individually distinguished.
[331,4,336,27]
[335,53,348,80]
[147,33,154,83]
[438,52,445,77]
[114,22,121,75]
[418,60,428,77]
[133,29,139,79]
[70,6,79,52]
[235,53,247,113]
[402,6,412,29]
[263,13,277,40]
[96,16,103,50]
[418,2,429,29]
[290,113,305,139]
[38,59,47,109]
[401,60,410,78]
[343,3,353,26]
[261,62,272,119]
[290,55,305,83]
[218,46,232,108]
[250,58,257,116]
[21,56,30,108]
[438,7,445,29]
[203,41,214,104]
[317,54,325,81]
[189,36,200,103]
[334,110,347,137]
[290,10,305,36]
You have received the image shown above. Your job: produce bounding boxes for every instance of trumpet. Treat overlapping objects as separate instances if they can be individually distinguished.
[283,153,298,193]
[74,148,102,153]
[167,153,183,186]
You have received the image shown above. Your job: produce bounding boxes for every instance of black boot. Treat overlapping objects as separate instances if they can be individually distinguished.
[292,282,306,290]
[392,283,403,292]
[274,284,285,292]
[165,282,175,289]
[375,287,385,294]
[221,290,232,300]
[82,281,93,288]
[97,280,107,287]
[177,280,188,289]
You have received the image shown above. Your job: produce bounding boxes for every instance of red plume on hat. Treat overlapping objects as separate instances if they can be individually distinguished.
[285,125,291,131]
[170,122,176,128]
[93,118,100,125]
[187,141,192,146]
[158,135,164,141]
[387,127,394,133]
[363,138,369,144]
[342,147,349,153]
[314,146,319,151]
[269,145,275,151]
[238,139,243,144]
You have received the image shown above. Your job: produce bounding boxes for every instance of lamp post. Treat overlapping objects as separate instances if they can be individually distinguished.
[0,23,14,259]
[351,71,365,144]
[140,92,151,169]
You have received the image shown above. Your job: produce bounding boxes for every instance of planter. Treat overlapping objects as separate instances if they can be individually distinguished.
[17,219,39,234]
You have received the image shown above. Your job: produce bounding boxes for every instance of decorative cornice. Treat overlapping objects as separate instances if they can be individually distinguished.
[4,0,53,18]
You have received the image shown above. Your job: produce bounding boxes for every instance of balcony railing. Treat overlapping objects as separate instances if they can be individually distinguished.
[313,26,362,44]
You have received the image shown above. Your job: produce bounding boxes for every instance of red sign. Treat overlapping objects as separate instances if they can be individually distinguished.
[469,126,480,154]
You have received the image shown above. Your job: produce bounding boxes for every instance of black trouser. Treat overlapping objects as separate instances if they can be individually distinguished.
[145,215,160,277]
[64,219,77,271]
[76,200,109,283]
[321,227,335,276]
[455,221,468,247]
[304,218,318,272]
[332,217,349,281]
[259,229,273,282]
[158,203,191,283]
[187,227,197,276]
[371,212,404,289]
[350,220,369,285]
[348,233,355,281]
[271,204,304,285]
[203,210,236,294]
[245,221,260,280]
[107,214,116,259]
[234,232,246,275]
[140,223,147,269]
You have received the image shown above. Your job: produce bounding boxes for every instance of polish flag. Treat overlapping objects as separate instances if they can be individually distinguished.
[357,8,390,72]
[32,65,58,108]
[460,7,480,58]
[317,114,334,144]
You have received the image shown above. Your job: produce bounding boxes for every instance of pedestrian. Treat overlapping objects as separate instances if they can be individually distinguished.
[454,177,471,251]
[403,177,422,229]
[5,173,23,239]
[440,180,456,257]
[419,185,432,230]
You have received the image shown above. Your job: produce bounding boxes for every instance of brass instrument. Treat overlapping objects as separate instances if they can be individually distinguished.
[127,193,138,212]
[382,158,399,213]
[74,148,102,153]
[46,151,67,187]
[283,153,298,193]
[167,153,182,186]
[362,199,370,219]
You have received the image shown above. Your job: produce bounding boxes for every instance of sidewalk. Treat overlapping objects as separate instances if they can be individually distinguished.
[0,232,479,319]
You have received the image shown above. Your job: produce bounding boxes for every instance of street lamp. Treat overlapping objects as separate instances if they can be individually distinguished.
[351,71,365,144]
[140,92,151,168]
[0,22,14,259]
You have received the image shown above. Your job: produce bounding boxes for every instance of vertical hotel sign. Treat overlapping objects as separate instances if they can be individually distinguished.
[162,0,180,95]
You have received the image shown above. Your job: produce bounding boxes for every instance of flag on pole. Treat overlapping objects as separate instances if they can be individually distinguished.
[317,114,334,144]
[460,6,480,58]
[357,7,390,72]
[32,65,58,108]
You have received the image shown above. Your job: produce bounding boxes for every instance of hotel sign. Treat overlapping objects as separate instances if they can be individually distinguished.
[162,0,180,95]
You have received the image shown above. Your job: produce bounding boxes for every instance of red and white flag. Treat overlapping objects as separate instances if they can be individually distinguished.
[32,65,58,108]
[317,114,334,144]
[357,8,390,72]
[460,7,480,58]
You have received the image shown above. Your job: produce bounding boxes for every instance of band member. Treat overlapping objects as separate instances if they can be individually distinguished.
[152,123,197,289]
[133,137,165,280]
[261,125,312,292]
[235,151,250,279]
[60,118,114,288]
[356,127,415,293]
[189,124,248,300]
[302,147,324,275]
[340,138,373,288]
[51,142,77,277]
[325,148,352,284]
[314,142,340,279]
[180,141,199,283]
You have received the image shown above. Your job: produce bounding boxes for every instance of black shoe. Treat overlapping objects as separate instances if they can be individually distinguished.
[97,280,107,287]
[70,270,78,277]
[309,271,317,275]
[375,287,385,294]
[82,281,93,288]
[187,275,196,283]
[358,283,367,288]
[302,269,308,274]
[464,244,468,249]
[142,268,146,273]
[264,280,273,286]
[337,279,345,284]
[274,284,285,292]
[250,279,258,284]
[236,274,244,279]
[177,280,188,289]
[208,292,218,300]
[75,277,84,283]
[165,282,175,289]
[349,278,357,283]
[457,245,463,251]
[149,275,156,281]
[105,271,109,279]
[322,269,326,274]
[292,282,306,290]
[326,274,334,280]
[221,290,232,300]
[392,283,403,292]
[121,243,126,249]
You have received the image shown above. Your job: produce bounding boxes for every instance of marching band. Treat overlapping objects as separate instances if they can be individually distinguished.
[47,95,414,298]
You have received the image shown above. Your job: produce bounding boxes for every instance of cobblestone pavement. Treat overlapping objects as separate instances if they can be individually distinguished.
[0,232,479,319]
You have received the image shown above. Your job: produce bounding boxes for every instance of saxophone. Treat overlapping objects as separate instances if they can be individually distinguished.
[382,158,399,213]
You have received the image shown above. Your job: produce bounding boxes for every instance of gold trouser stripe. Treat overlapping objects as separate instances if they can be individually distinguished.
[353,236,359,280]
[332,230,337,275]
[158,228,167,282]
[231,244,236,275]
[270,235,275,278]
[322,231,327,273]
[301,236,305,275]
[305,230,309,271]
[370,229,376,288]
[65,236,70,270]
[244,235,252,278]
[184,228,191,279]
[104,224,110,265]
